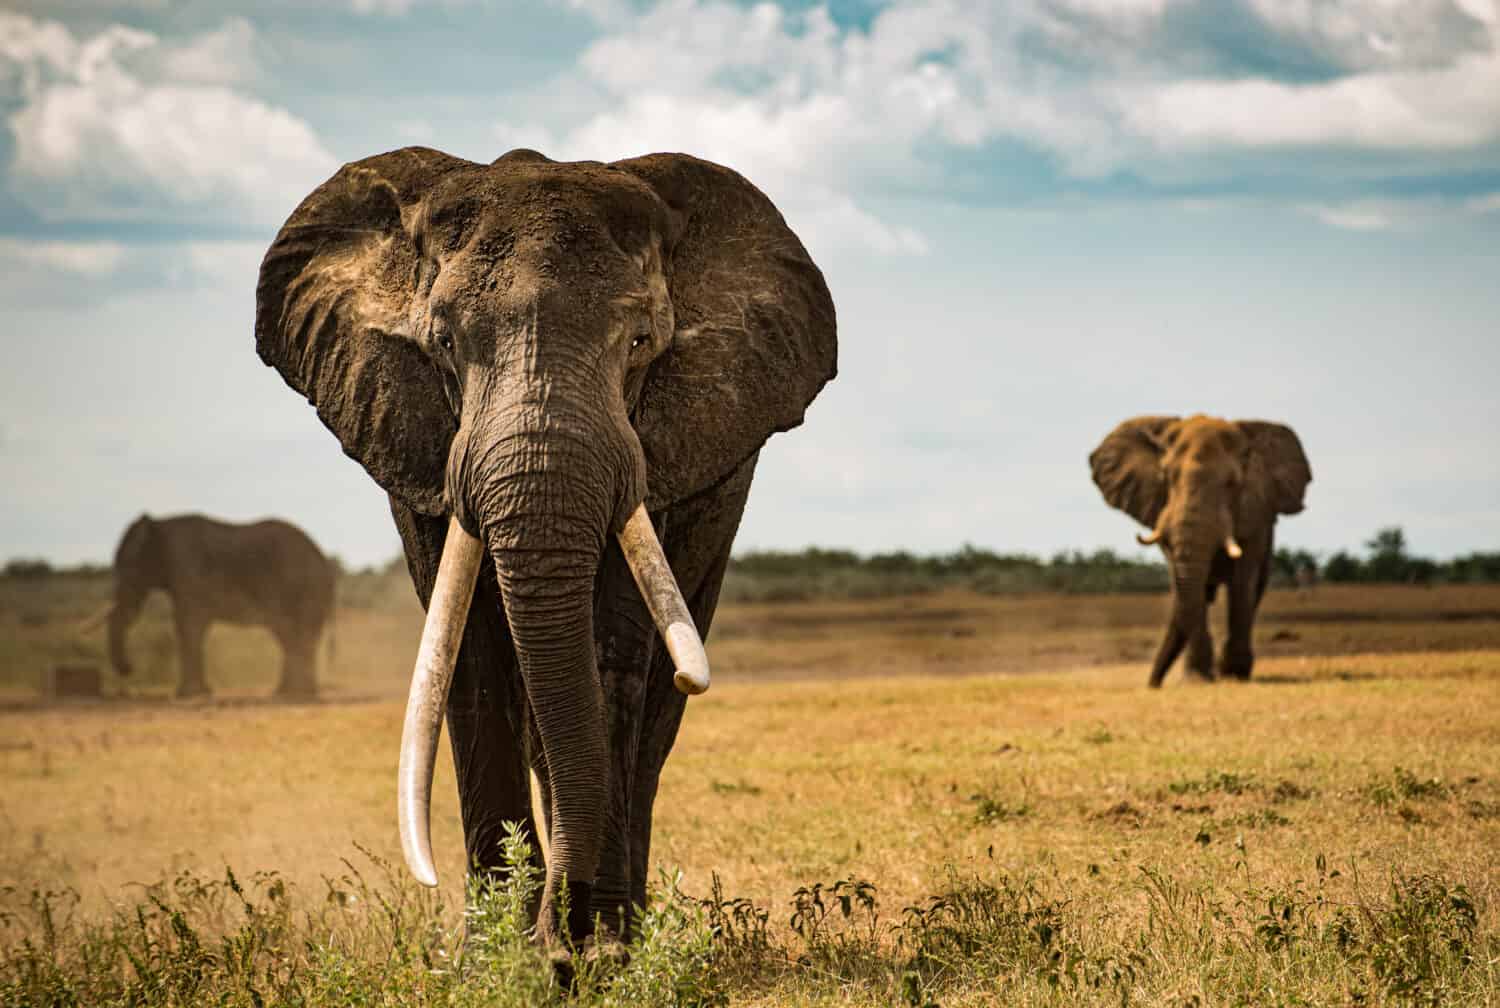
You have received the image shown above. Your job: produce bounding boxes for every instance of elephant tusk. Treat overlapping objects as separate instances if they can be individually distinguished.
[397,516,482,888]
[78,604,112,634]
[616,504,710,696]
[1136,528,1162,546]
[1224,536,1243,560]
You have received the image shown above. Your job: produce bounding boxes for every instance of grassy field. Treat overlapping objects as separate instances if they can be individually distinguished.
[2,581,1498,1004]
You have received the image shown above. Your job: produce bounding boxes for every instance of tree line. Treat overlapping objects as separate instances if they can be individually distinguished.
[1272,527,1500,586]
[721,526,1499,602]
[5,526,1495,602]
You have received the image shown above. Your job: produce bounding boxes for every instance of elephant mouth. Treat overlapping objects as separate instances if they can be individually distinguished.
[1135,508,1242,559]
[394,504,708,888]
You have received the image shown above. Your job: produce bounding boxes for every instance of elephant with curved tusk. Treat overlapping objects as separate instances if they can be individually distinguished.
[1089,414,1311,688]
[97,513,336,699]
[255,147,837,959]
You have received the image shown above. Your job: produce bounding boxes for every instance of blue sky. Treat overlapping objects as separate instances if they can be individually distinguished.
[2,0,1498,567]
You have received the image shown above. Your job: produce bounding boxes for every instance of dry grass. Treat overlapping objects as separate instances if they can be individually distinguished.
[2,583,1498,1004]
[6,576,1497,698]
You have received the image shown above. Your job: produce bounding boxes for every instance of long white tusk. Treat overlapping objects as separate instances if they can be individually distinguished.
[1224,536,1243,559]
[1136,528,1162,546]
[616,504,710,695]
[397,517,483,888]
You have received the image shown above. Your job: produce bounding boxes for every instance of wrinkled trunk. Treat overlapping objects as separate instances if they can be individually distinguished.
[1146,507,1218,687]
[455,402,634,944]
[1167,555,1210,638]
[493,558,605,940]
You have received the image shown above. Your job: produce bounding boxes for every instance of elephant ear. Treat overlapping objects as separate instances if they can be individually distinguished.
[255,147,475,516]
[1237,420,1311,516]
[1088,416,1179,528]
[611,154,838,509]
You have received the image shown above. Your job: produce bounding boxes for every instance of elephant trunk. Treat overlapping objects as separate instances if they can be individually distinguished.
[469,414,624,915]
[1166,556,1210,639]
[396,401,709,893]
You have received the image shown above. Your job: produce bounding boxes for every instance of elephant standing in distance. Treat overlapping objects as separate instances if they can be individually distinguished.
[105,514,336,699]
[1090,415,1311,687]
[255,146,836,963]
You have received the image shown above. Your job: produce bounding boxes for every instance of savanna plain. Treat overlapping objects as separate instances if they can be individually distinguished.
[2,573,1498,1005]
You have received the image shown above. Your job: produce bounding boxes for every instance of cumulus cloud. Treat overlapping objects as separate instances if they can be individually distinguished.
[0,235,263,305]
[0,12,336,232]
[0,235,124,274]
[518,0,1500,240]
[1130,43,1500,152]
[1306,189,1500,230]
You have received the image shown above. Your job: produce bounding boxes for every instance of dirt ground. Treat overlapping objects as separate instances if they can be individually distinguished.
[1,584,1497,912]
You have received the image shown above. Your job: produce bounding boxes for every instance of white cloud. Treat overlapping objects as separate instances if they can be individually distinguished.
[496,0,1500,246]
[1,13,337,230]
[0,236,125,273]
[1307,191,1500,230]
[1247,0,1493,70]
[154,16,258,86]
[1308,202,1397,231]
[0,235,266,305]
[350,0,415,13]
[1132,56,1500,152]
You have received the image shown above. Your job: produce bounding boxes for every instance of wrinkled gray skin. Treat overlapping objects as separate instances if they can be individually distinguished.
[107,514,336,699]
[255,147,836,953]
[1090,415,1311,688]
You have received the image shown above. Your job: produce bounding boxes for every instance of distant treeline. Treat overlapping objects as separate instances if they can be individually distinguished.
[720,546,1167,602]
[720,526,1500,603]
[5,526,1495,604]
[1273,527,1500,588]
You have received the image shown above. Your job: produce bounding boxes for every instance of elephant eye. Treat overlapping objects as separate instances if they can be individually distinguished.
[438,332,454,353]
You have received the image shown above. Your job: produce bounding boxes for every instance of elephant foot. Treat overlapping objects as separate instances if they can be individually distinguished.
[1218,655,1253,681]
[549,934,629,991]
[176,682,211,700]
[274,682,319,702]
[548,945,579,990]
[1184,669,1217,684]
[542,880,621,990]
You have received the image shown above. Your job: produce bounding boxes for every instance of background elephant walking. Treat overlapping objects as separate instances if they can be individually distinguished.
[255,146,836,964]
[1090,415,1311,687]
[105,514,337,699]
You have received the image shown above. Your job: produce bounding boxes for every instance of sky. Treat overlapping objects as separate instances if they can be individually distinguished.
[1,0,1497,568]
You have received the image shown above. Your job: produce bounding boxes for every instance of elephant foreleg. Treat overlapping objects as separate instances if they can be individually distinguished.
[624,465,752,927]
[174,609,211,699]
[1184,583,1216,682]
[390,500,543,899]
[1219,547,1268,681]
[585,457,755,941]
[1185,622,1215,682]
[274,631,319,699]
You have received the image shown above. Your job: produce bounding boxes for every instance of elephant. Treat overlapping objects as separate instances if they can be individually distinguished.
[104,513,336,698]
[1089,414,1311,687]
[254,146,836,963]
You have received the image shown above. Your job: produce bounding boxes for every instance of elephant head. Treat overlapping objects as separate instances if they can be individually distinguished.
[107,514,165,678]
[1090,414,1311,677]
[255,148,835,914]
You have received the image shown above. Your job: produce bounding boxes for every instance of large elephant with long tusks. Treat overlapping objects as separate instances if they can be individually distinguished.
[255,147,837,963]
[1090,414,1311,688]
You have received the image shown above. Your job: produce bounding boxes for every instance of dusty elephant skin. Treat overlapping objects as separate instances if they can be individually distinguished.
[254,147,837,959]
[105,514,336,699]
[1090,415,1312,688]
